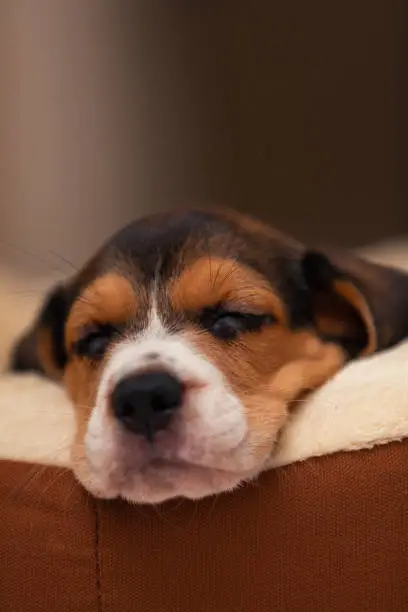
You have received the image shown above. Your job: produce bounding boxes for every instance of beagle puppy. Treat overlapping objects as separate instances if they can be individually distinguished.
[10,210,408,503]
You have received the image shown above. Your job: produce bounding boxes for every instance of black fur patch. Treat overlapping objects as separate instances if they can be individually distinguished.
[10,284,73,375]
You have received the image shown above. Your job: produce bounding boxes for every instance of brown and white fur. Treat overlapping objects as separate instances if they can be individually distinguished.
[10,209,408,503]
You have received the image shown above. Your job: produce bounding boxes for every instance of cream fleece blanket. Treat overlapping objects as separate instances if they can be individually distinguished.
[1,239,408,469]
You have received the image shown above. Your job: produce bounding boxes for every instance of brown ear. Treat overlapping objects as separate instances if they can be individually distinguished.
[302,249,408,358]
[10,284,70,380]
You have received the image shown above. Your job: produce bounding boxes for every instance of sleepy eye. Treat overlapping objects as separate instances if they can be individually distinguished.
[200,308,276,341]
[74,323,119,359]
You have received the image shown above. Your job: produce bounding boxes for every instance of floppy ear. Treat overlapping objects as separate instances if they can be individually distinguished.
[10,284,70,380]
[302,249,408,358]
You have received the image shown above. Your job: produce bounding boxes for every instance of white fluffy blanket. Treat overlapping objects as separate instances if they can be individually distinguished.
[1,239,408,468]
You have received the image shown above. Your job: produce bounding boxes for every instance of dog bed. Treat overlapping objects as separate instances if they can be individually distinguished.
[1,240,408,611]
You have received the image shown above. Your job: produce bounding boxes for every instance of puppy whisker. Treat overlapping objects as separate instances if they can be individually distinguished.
[46,249,79,273]
[0,240,72,278]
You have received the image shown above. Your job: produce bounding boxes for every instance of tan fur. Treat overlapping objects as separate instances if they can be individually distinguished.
[333,279,377,355]
[310,279,377,356]
[66,274,138,349]
[37,328,63,381]
[64,358,102,476]
[187,323,345,457]
[171,256,287,323]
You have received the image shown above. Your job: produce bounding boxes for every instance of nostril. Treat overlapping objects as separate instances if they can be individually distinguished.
[117,399,135,420]
[151,376,184,413]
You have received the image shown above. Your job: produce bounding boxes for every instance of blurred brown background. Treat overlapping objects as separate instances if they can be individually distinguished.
[1,1,407,273]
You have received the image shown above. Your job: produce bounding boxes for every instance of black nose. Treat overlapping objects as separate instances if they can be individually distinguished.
[111,370,184,440]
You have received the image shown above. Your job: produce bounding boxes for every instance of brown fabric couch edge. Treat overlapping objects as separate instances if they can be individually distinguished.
[1,441,408,611]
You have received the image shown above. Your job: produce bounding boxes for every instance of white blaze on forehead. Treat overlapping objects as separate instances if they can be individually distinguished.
[146,300,166,339]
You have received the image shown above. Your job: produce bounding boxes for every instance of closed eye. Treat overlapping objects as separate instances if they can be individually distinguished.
[72,323,122,360]
[198,306,277,341]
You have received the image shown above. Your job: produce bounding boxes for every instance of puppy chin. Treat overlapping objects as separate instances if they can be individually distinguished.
[75,450,259,505]
[120,462,247,504]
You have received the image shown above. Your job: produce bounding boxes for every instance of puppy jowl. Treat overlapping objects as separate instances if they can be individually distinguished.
[11,209,408,503]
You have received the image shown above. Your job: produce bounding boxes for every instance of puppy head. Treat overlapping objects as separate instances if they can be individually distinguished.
[10,210,408,503]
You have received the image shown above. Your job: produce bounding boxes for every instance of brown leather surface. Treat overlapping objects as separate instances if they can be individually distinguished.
[1,442,408,611]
